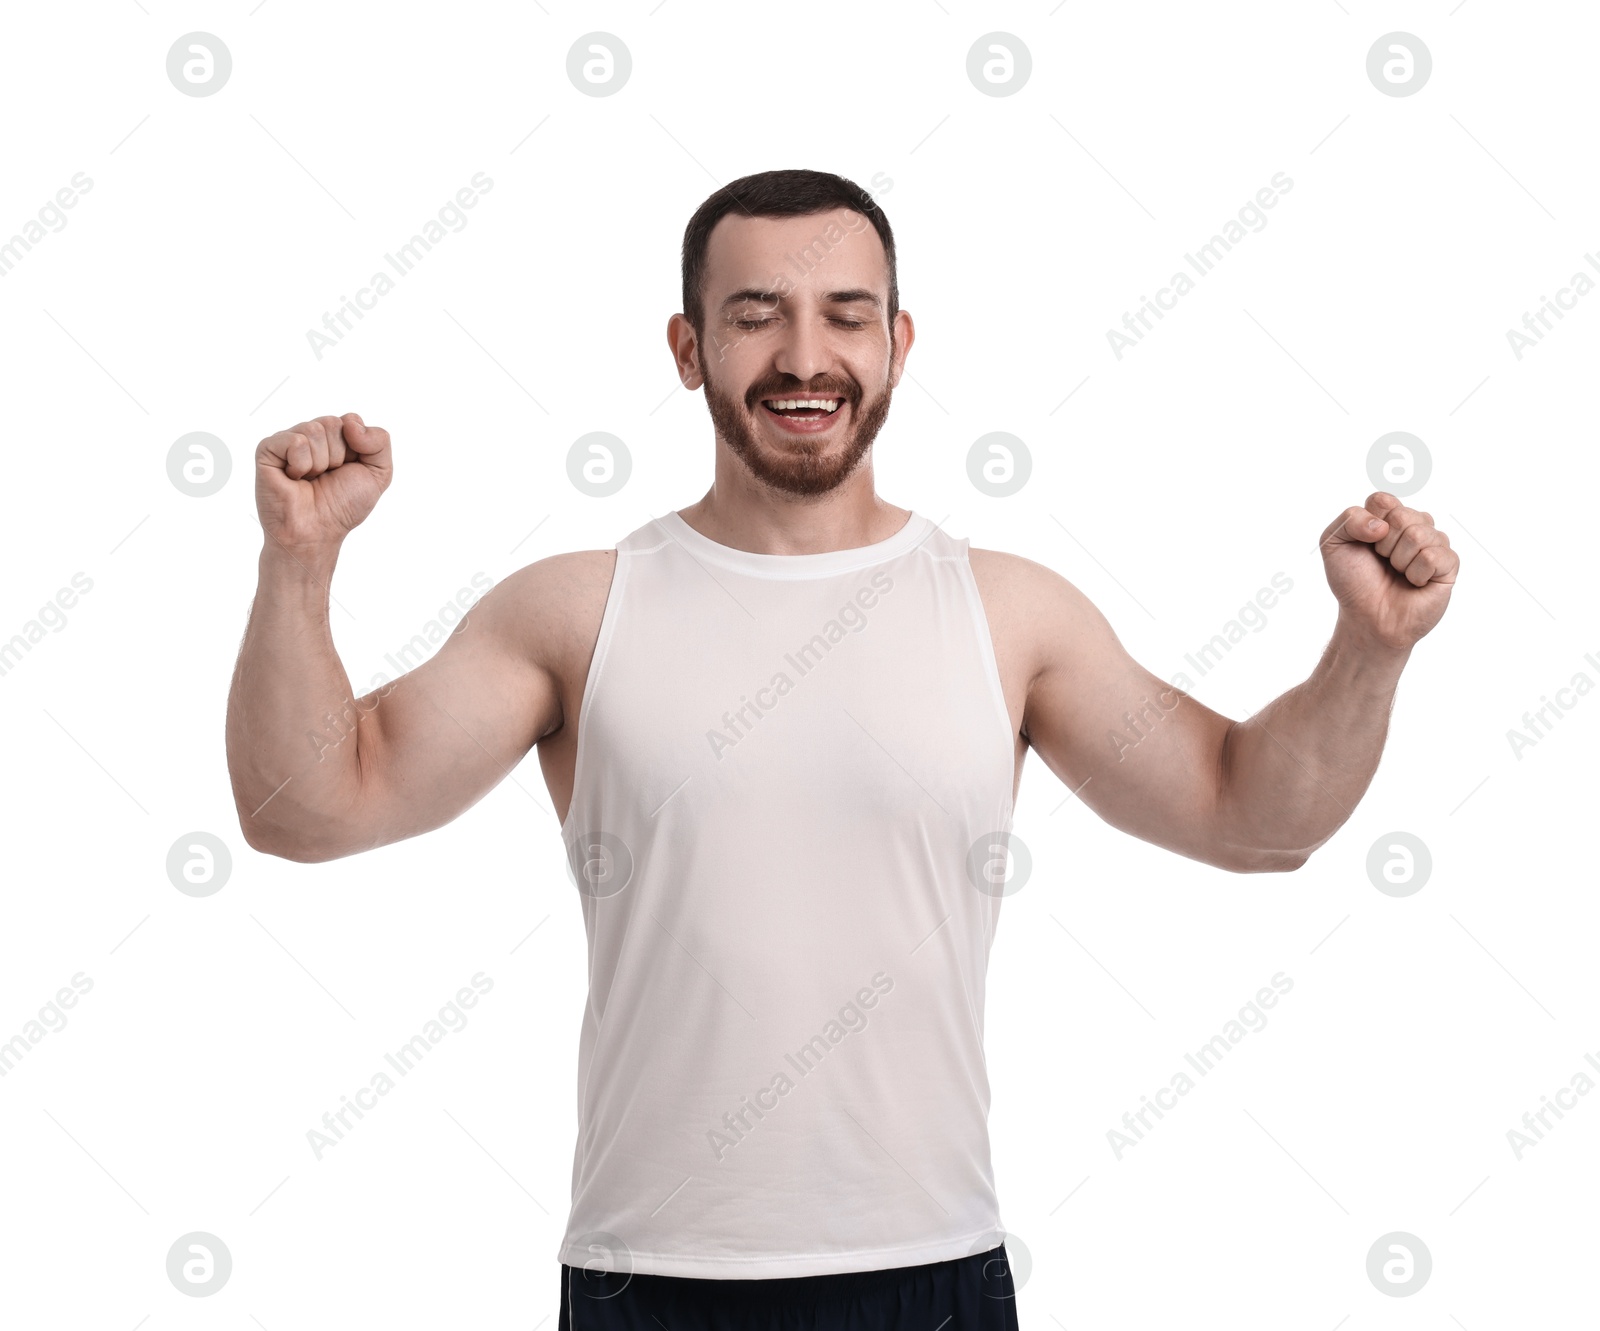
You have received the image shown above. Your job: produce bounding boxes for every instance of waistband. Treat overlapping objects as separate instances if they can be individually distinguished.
[563,1243,1008,1307]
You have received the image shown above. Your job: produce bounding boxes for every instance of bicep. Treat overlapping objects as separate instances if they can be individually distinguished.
[1022,572,1239,868]
[346,567,564,852]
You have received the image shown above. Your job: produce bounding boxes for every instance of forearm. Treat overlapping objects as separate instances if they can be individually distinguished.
[225,542,367,855]
[1214,612,1412,869]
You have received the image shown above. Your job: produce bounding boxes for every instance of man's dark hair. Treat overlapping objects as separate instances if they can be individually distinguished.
[680,168,897,340]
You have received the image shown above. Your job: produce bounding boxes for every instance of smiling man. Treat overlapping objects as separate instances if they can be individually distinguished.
[226,168,1460,1331]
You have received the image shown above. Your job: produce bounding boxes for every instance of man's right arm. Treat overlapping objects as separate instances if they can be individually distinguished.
[224,412,581,862]
[226,547,573,862]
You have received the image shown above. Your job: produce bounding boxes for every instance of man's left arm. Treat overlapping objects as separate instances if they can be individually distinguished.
[1214,490,1460,866]
[999,489,1460,873]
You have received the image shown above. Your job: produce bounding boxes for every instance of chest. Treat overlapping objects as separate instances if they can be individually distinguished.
[544,547,1033,830]
[616,608,1010,819]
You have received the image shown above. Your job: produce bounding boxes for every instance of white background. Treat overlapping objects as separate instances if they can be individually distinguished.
[1,1,1594,1326]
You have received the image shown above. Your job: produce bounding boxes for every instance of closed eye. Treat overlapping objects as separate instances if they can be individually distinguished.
[733,318,868,331]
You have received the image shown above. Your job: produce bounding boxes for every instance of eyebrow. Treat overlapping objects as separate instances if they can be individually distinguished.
[720,288,883,311]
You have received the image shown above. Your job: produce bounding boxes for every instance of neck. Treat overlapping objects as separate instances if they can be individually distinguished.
[678,465,909,556]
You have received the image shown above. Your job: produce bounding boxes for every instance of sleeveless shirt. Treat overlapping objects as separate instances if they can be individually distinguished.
[555,508,1017,1279]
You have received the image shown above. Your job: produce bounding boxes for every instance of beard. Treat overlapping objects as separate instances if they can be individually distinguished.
[701,349,895,498]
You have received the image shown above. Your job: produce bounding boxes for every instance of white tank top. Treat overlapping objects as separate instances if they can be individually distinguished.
[556,508,1016,1279]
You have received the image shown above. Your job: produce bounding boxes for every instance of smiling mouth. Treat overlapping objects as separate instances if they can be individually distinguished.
[758,395,846,420]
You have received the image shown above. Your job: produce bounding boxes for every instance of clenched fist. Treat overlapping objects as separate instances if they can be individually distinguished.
[1320,491,1459,651]
[256,413,392,554]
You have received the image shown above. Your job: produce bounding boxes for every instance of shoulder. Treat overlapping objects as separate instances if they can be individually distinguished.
[511,547,619,600]
[966,545,1123,692]
[463,548,618,675]
[480,548,617,618]
[966,545,1105,628]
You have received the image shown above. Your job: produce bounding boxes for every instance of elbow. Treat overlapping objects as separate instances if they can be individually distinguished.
[1217,845,1312,874]
[245,833,350,865]
[235,808,349,864]
[1253,849,1311,874]
[238,820,315,863]
[229,766,373,863]
[235,803,283,858]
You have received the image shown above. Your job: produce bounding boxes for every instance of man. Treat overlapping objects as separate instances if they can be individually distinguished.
[225,168,1458,1329]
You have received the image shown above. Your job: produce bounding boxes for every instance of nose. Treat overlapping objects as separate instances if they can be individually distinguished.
[771,310,831,385]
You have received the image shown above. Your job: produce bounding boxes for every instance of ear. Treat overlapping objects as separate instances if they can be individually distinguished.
[888,309,915,388]
[666,312,705,389]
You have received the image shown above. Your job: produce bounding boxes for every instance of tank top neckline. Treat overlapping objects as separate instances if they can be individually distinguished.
[654,508,935,580]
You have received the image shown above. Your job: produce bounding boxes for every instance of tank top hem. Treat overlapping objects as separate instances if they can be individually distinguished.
[555,1224,1008,1281]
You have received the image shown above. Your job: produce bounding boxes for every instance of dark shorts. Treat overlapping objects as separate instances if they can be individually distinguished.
[558,1243,1020,1330]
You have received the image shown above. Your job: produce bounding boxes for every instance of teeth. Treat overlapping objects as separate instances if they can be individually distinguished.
[767,399,842,413]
